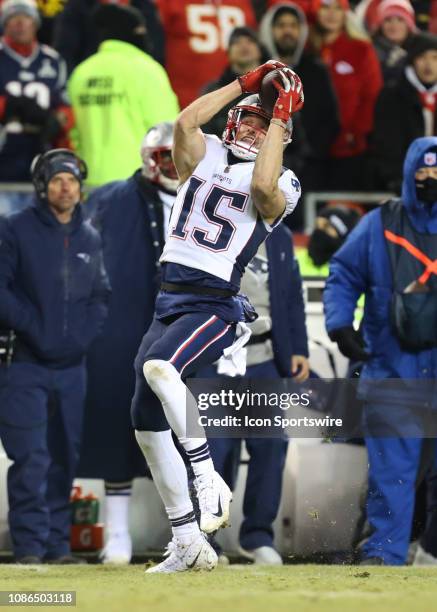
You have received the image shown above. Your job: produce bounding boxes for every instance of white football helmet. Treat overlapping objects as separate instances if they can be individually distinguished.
[141,121,178,193]
[222,95,293,162]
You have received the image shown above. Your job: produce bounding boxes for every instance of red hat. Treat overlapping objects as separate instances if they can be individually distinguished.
[374,0,416,33]
[312,0,350,13]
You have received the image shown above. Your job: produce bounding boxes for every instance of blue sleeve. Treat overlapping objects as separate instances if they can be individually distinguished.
[0,219,38,335]
[287,241,309,357]
[323,212,373,333]
[76,232,111,351]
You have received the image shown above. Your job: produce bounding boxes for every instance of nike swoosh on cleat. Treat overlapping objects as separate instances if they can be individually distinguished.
[212,497,223,518]
[186,551,201,569]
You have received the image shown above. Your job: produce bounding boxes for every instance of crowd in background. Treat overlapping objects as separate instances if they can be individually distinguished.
[0,0,436,229]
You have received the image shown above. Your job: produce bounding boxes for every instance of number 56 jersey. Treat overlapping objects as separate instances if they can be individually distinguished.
[161,134,301,291]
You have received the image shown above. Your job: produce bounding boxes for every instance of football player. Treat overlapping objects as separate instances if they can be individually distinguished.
[132,60,304,573]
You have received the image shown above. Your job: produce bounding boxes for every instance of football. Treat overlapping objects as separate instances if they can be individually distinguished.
[259,69,281,115]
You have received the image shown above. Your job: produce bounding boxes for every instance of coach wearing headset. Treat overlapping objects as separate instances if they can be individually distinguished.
[0,149,110,564]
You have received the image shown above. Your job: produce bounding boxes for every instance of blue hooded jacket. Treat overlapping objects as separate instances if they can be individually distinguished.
[324,137,437,386]
[0,198,110,368]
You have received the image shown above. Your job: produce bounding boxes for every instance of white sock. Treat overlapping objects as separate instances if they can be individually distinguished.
[143,360,215,478]
[104,485,131,537]
[135,429,199,542]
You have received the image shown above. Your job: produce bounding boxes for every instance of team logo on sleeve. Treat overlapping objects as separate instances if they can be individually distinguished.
[291,178,300,192]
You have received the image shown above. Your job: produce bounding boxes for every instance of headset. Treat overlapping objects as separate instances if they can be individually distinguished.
[30,149,88,199]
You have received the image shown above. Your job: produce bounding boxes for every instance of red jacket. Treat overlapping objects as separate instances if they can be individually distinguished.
[156,0,256,108]
[319,32,383,158]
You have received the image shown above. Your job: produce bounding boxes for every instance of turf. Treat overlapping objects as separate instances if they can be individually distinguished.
[0,564,436,612]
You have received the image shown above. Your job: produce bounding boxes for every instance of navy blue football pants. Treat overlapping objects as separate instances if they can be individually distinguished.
[131,313,236,431]
[198,359,288,550]
[0,363,86,559]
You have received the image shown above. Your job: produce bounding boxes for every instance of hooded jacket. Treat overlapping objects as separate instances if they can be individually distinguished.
[0,198,110,368]
[324,137,437,392]
[259,2,340,160]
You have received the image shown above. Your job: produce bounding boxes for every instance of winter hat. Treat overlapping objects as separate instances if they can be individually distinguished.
[374,0,416,33]
[228,26,260,48]
[312,0,350,14]
[407,32,437,65]
[317,206,361,237]
[1,0,41,27]
[92,4,148,49]
[415,146,437,170]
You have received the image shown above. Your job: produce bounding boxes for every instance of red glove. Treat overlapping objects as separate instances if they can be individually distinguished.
[272,68,304,122]
[238,60,288,94]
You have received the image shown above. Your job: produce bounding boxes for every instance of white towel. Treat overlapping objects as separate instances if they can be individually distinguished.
[217,322,252,377]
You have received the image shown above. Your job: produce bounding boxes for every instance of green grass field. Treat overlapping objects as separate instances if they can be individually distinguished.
[1,564,437,612]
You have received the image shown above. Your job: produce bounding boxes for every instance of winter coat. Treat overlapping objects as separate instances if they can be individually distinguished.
[0,199,110,368]
[324,137,437,401]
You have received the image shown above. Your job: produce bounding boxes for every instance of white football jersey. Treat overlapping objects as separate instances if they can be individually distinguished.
[160,134,301,283]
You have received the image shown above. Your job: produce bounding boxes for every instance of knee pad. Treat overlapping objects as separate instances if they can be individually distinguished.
[143,359,181,400]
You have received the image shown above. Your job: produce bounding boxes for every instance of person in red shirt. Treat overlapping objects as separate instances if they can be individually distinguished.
[309,0,383,190]
[155,0,257,108]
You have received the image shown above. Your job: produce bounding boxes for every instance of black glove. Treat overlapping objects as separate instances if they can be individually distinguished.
[4,94,50,126]
[39,114,62,146]
[329,326,370,362]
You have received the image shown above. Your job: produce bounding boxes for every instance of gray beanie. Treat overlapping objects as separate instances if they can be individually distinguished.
[1,0,41,28]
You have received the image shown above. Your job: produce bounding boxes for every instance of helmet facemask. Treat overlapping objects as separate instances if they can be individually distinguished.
[142,146,179,193]
[223,95,293,161]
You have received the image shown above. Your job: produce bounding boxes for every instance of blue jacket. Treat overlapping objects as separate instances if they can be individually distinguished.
[324,137,437,386]
[84,172,164,379]
[0,199,110,368]
[266,224,309,376]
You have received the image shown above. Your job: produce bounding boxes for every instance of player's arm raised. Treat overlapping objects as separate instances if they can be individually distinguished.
[251,70,304,225]
[173,60,287,184]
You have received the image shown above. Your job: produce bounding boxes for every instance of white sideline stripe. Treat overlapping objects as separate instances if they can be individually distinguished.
[180,324,231,375]
[169,315,218,363]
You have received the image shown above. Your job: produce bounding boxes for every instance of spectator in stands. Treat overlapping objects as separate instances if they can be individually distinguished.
[79,123,176,565]
[371,0,417,83]
[324,136,437,565]
[53,0,164,75]
[155,0,257,108]
[259,2,340,191]
[356,0,432,33]
[202,27,268,137]
[199,225,309,565]
[0,149,110,564]
[295,204,361,276]
[372,32,437,191]
[68,4,178,186]
[308,0,383,191]
[0,0,73,184]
